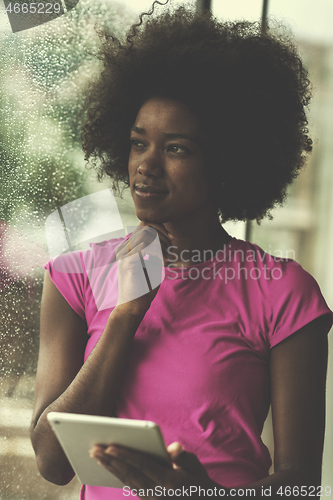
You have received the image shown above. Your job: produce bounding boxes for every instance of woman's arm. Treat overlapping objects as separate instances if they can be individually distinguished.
[30,271,145,485]
[253,313,329,489]
[31,223,173,485]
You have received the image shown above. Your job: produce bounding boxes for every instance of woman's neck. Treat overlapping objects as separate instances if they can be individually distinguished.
[163,212,231,267]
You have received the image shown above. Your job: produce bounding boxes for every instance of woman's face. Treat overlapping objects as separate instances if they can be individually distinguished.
[128,97,213,224]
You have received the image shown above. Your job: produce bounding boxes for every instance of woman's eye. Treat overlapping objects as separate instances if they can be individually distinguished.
[167,145,189,154]
[130,138,145,148]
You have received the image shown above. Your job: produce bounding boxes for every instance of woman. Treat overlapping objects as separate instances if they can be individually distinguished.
[30,2,332,499]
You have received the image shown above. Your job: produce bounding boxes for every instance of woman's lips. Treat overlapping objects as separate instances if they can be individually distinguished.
[134,187,168,199]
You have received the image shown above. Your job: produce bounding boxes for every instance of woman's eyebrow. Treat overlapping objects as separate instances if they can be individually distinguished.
[131,126,145,134]
[164,132,198,145]
[130,126,198,144]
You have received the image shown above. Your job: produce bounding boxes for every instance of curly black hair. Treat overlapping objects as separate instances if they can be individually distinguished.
[81,1,313,223]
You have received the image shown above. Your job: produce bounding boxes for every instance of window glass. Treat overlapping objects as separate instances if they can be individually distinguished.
[211,0,333,485]
[212,0,263,22]
[0,1,138,498]
[211,0,264,239]
[254,0,333,488]
[212,0,333,488]
[1,0,332,496]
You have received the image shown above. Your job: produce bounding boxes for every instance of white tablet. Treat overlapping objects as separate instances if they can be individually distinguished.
[47,412,171,488]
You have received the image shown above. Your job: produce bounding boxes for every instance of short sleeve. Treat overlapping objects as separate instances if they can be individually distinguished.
[266,259,333,348]
[45,250,86,320]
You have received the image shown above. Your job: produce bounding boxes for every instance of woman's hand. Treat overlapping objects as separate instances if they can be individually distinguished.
[115,221,174,318]
[90,442,220,500]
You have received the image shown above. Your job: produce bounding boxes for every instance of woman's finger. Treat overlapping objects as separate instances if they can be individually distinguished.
[166,442,185,461]
[116,240,145,260]
[123,227,169,257]
[135,225,172,250]
[138,221,174,243]
[172,451,208,478]
[119,227,172,263]
[101,445,172,485]
[91,448,156,493]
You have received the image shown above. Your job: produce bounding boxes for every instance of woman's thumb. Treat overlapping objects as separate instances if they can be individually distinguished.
[167,442,206,474]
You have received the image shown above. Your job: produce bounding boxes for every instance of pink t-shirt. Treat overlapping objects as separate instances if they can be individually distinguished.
[45,236,333,499]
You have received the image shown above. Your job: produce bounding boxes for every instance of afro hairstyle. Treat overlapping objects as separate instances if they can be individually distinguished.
[81,0,313,223]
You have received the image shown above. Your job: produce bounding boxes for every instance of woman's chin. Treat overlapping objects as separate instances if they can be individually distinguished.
[135,208,168,224]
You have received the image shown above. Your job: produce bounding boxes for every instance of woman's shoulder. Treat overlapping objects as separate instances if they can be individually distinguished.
[230,237,332,317]
[44,234,129,317]
[87,235,128,268]
[230,239,333,345]
[230,237,309,278]
[46,234,129,274]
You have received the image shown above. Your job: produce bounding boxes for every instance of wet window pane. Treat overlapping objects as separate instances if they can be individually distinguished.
[212,0,333,488]
[0,1,138,498]
[250,0,333,487]
[1,0,333,497]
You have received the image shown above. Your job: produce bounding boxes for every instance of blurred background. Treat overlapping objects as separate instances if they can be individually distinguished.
[0,0,332,497]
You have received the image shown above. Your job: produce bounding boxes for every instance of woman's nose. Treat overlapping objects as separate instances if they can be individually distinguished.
[137,148,164,177]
